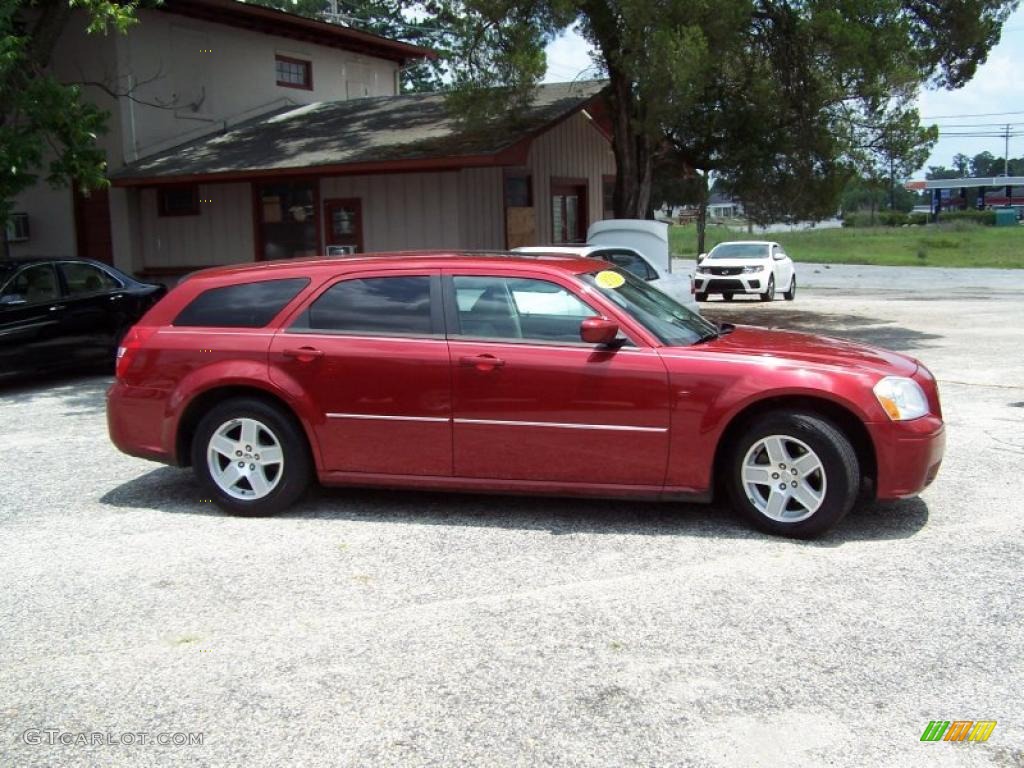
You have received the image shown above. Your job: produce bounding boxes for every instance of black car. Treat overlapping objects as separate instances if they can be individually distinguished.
[0,257,166,379]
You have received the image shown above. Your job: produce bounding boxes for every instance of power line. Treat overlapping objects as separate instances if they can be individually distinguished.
[921,109,1024,119]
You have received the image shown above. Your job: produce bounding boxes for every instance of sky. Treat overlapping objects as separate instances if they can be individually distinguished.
[543,7,1024,179]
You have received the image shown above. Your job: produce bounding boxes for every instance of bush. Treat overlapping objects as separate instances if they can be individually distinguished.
[937,209,995,226]
[908,213,929,226]
[842,210,913,227]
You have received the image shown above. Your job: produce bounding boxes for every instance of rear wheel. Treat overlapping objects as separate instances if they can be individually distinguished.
[726,411,860,538]
[191,398,312,516]
[783,275,797,301]
[760,276,776,302]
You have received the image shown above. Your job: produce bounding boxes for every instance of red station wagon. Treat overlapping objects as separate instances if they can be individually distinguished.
[107,252,945,538]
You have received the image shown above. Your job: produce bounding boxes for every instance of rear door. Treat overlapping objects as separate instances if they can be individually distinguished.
[56,260,126,362]
[445,269,671,487]
[269,269,452,476]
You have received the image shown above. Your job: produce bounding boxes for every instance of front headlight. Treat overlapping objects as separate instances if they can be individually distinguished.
[740,265,765,273]
[696,266,710,274]
[873,376,929,421]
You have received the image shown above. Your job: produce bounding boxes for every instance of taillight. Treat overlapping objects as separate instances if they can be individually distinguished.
[116,326,159,380]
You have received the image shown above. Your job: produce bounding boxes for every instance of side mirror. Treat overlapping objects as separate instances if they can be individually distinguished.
[580,317,620,345]
[0,294,26,307]
[773,252,786,260]
[697,253,707,263]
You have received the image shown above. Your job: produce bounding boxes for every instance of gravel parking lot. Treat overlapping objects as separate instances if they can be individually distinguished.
[2,264,1022,767]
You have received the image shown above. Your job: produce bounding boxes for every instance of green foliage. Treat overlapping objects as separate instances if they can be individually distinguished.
[843,210,931,227]
[1,0,139,223]
[937,209,996,225]
[670,222,1024,268]
[442,0,1016,220]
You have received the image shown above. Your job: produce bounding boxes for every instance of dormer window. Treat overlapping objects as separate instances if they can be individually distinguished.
[276,55,312,90]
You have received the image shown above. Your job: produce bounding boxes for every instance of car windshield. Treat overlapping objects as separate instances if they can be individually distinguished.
[582,267,719,346]
[709,243,768,259]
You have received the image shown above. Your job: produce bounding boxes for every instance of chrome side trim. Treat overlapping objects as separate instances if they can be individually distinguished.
[454,418,667,433]
[326,413,450,423]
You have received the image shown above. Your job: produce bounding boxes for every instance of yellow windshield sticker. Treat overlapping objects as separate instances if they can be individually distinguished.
[595,270,625,289]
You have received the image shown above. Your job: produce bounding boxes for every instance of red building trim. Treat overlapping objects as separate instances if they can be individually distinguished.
[158,0,435,64]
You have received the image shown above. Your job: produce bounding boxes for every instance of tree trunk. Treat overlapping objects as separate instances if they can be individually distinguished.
[695,171,709,255]
[606,68,653,218]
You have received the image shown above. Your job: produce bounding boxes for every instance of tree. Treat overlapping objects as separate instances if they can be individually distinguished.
[0,0,140,228]
[446,0,1015,226]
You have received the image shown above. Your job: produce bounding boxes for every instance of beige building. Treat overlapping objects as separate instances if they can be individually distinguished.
[8,0,616,278]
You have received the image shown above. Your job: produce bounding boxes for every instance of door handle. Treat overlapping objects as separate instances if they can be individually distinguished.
[48,304,66,312]
[109,294,124,301]
[282,346,324,361]
[459,354,505,370]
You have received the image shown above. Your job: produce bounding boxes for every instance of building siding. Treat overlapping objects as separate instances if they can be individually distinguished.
[321,172,463,252]
[139,183,253,267]
[527,111,616,244]
[458,167,506,249]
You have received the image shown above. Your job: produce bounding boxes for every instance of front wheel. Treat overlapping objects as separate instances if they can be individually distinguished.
[192,397,312,516]
[783,275,796,301]
[726,412,860,538]
[695,292,708,302]
[759,276,776,302]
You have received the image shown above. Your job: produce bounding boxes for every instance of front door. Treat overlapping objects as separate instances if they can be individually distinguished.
[268,269,451,476]
[73,183,113,264]
[551,180,587,244]
[445,271,671,486]
[323,198,364,255]
[56,260,127,362]
[0,263,68,374]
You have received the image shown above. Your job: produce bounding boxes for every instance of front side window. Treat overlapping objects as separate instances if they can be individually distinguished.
[1,264,60,304]
[582,268,716,346]
[294,275,433,336]
[174,278,309,328]
[452,276,596,343]
[60,262,121,295]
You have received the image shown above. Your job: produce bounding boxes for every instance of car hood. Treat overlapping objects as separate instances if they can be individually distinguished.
[693,325,918,377]
[699,258,771,269]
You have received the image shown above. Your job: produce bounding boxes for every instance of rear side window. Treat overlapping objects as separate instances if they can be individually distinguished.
[292,275,433,335]
[173,278,309,328]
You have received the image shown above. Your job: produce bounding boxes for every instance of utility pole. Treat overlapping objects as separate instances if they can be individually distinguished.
[1005,124,1011,177]
[889,152,896,210]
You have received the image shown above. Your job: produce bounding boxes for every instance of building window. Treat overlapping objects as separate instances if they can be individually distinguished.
[158,186,199,217]
[256,180,319,260]
[276,55,312,90]
[5,212,29,242]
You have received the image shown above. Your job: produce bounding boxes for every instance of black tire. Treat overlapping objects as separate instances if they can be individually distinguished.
[721,293,734,302]
[695,292,708,302]
[783,276,797,301]
[759,276,776,302]
[725,411,860,539]
[191,397,312,516]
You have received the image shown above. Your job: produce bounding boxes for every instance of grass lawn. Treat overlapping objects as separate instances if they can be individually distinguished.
[669,222,1024,268]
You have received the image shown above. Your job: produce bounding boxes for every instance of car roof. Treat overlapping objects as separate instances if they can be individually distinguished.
[187,250,607,281]
[710,240,776,247]
[0,256,121,269]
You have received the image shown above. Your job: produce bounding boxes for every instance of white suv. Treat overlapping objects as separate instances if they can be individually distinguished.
[694,241,796,302]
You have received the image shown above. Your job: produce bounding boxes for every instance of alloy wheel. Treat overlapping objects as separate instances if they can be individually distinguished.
[206,417,284,500]
[741,434,826,522]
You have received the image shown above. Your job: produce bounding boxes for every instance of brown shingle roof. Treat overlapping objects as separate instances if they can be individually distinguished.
[111,81,608,185]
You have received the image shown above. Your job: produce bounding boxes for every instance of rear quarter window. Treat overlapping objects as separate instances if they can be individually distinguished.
[173,278,309,328]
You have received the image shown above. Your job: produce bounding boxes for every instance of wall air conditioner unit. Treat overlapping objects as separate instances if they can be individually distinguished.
[326,244,357,256]
[5,213,29,243]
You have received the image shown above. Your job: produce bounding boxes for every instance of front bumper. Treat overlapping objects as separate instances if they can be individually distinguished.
[868,415,946,499]
[694,274,769,294]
